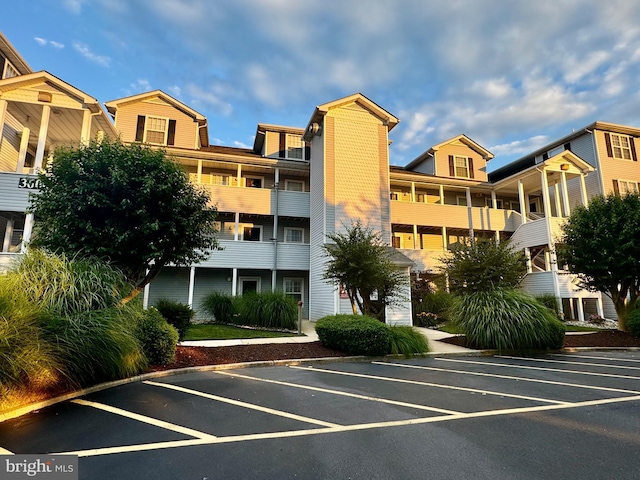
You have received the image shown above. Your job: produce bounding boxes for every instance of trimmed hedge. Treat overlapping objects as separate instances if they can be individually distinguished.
[316,315,391,356]
[135,308,179,365]
[628,309,640,338]
[156,299,194,341]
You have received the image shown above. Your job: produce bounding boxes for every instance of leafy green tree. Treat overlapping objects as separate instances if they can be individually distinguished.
[29,139,219,303]
[439,238,527,294]
[559,193,640,331]
[323,223,407,320]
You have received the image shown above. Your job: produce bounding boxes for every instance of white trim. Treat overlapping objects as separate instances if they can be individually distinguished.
[616,178,639,194]
[453,155,470,179]
[2,59,18,79]
[285,133,304,160]
[239,276,261,294]
[284,226,304,243]
[284,277,304,301]
[609,133,633,160]
[143,114,170,145]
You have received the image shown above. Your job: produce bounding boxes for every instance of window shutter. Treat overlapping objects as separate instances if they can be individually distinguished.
[564,142,571,152]
[449,155,455,176]
[135,115,145,142]
[304,142,311,161]
[468,157,475,179]
[167,119,176,146]
[279,133,286,158]
[604,133,613,157]
[612,179,620,195]
[630,137,638,161]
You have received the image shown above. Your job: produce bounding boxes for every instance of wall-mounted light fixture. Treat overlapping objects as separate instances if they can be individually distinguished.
[560,163,570,171]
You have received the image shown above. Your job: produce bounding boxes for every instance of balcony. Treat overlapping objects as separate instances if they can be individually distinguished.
[0,172,38,212]
[391,201,522,232]
[197,240,309,270]
[198,184,310,218]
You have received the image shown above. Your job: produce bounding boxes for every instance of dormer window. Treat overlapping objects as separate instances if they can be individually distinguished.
[286,134,303,159]
[449,155,474,179]
[135,115,177,146]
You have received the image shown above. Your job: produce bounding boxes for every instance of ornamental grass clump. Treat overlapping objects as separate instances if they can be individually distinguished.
[201,291,237,324]
[236,292,298,330]
[449,289,565,351]
[388,325,430,357]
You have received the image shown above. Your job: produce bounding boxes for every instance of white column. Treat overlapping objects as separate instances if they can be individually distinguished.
[21,214,34,252]
[16,127,30,173]
[596,296,604,318]
[80,109,92,145]
[237,164,242,186]
[187,266,196,308]
[413,224,418,250]
[524,247,532,273]
[491,190,497,209]
[271,270,277,293]
[442,226,448,251]
[576,298,585,322]
[143,279,150,309]
[439,185,444,204]
[232,268,238,296]
[34,105,51,171]
[517,179,527,223]
[234,212,240,241]
[466,187,474,240]
[540,169,552,218]
[579,173,589,207]
[410,182,416,203]
[494,230,500,243]
[560,171,570,217]
[197,159,202,183]
[568,298,575,320]
[0,100,7,142]
[2,217,13,252]
[544,249,551,271]
[553,182,562,218]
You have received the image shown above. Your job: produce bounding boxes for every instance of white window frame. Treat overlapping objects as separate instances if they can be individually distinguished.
[454,155,470,178]
[610,134,633,160]
[284,277,304,302]
[284,179,305,192]
[241,224,263,241]
[617,179,639,194]
[284,227,304,243]
[244,175,265,189]
[285,134,304,160]
[143,115,169,145]
[239,277,261,294]
[456,195,468,206]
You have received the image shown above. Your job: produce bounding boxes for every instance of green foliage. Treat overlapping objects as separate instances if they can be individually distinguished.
[29,139,219,302]
[135,308,179,366]
[411,276,454,326]
[323,222,408,320]
[559,193,640,330]
[449,289,566,351]
[535,294,562,317]
[235,292,298,330]
[388,326,430,357]
[439,239,527,294]
[155,299,194,341]
[628,309,640,338]
[316,315,391,356]
[201,291,237,323]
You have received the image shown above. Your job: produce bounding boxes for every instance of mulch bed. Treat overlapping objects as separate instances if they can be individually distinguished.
[148,341,350,372]
[438,330,640,349]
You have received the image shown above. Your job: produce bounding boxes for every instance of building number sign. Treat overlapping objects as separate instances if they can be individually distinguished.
[18,177,42,189]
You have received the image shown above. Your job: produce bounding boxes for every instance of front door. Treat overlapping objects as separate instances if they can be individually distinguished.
[240,277,260,295]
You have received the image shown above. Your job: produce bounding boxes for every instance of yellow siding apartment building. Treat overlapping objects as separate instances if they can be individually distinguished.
[1,31,639,324]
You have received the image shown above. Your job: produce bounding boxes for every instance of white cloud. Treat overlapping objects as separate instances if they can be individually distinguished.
[167,85,182,98]
[233,140,250,149]
[185,83,233,116]
[35,37,65,49]
[34,37,47,46]
[50,41,65,49]
[489,135,549,157]
[63,0,88,14]
[73,42,111,67]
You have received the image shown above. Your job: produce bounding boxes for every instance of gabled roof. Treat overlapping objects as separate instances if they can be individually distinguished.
[104,90,207,123]
[0,70,103,112]
[0,31,32,76]
[405,134,494,171]
[303,93,399,140]
[253,123,305,153]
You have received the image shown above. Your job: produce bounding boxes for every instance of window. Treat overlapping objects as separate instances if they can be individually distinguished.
[456,195,468,206]
[455,156,469,178]
[284,227,304,243]
[135,115,176,146]
[2,60,18,79]
[285,180,304,192]
[286,134,303,159]
[484,197,503,209]
[609,134,633,160]
[245,176,263,188]
[614,179,639,195]
[242,226,262,241]
[284,278,303,303]
[392,235,401,248]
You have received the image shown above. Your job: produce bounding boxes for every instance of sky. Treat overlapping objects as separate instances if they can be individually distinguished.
[3,0,640,171]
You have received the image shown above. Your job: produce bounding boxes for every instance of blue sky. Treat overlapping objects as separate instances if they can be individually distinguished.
[3,0,640,171]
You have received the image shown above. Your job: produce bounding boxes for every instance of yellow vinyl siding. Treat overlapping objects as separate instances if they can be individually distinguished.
[595,130,640,195]
[114,99,197,148]
[2,82,84,110]
[435,142,488,181]
[264,131,280,157]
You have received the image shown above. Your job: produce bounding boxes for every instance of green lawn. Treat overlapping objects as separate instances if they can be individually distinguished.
[184,323,299,341]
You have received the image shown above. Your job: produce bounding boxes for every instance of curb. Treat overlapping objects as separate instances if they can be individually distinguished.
[1,346,637,423]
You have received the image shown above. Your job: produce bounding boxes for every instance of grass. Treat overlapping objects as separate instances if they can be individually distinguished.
[438,323,463,334]
[388,325,429,357]
[184,323,298,341]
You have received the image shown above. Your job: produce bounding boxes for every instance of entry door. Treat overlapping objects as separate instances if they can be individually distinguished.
[240,277,260,295]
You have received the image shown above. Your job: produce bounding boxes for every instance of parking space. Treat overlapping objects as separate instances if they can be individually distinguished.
[2,352,640,479]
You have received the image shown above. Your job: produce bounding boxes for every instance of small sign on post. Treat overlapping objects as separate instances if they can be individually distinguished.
[297,300,304,335]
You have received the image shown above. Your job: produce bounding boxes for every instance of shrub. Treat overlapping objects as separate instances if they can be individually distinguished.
[415,311,440,327]
[236,292,298,330]
[449,289,566,351]
[388,326,429,357]
[201,291,237,324]
[316,315,391,356]
[535,294,562,319]
[135,308,179,365]
[413,290,453,325]
[155,299,194,341]
[587,314,605,325]
[628,309,640,338]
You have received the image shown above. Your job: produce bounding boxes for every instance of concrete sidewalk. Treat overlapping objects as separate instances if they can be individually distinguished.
[181,321,477,354]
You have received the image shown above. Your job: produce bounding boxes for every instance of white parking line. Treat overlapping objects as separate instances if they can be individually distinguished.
[373,361,640,396]
[437,358,640,380]
[143,381,340,428]
[214,370,461,415]
[498,355,640,371]
[56,394,640,458]
[71,399,216,440]
[290,366,568,405]
[551,354,640,363]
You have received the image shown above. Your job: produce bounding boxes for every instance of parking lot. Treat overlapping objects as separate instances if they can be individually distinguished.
[2,352,640,479]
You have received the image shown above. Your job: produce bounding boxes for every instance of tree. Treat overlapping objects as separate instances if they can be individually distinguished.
[322,223,407,320]
[559,193,640,331]
[29,139,219,303]
[439,238,527,294]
